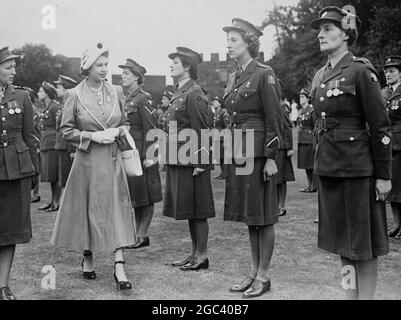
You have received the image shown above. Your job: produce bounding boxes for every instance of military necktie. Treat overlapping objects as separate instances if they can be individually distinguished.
[0,87,4,104]
[234,65,243,85]
[389,86,393,96]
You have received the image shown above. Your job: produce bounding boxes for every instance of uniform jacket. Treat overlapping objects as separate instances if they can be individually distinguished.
[311,52,392,179]
[32,104,41,152]
[39,99,59,151]
[280,104,293,151]
[223,59,283,159]
[297,104,315,145]
[160,79,212,169]
[125,87,157,159]
[60,80,129,152]
[0,85,38,180]
[55,98,76,153]
[382,84,401,151]
[212,107,229,131]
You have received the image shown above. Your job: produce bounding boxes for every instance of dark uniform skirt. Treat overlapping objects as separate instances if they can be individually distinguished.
[275,150,295,184]
[163,165,215,220]
[318,176,389,261]
[0,177,32,246]
[128,164,162,208]
[387,151,401,203]
[297,144,314,169]
[224,158,279,226]
[40,149,58,182]
[57,150,73,188]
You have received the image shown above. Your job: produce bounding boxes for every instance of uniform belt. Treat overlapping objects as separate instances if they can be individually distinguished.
[0,133,24,148]
[317,117,366,131]
[41,128,56,133]
[231,113,265,125]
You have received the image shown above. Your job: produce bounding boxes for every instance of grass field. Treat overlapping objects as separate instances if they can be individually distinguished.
[10,128,401,300]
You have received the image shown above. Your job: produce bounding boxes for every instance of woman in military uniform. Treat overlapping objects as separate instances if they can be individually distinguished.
[211,96,229,179]
[382,55,401,239]
[161,47,215,271]
[310,7,392,299]
[276,101,295,216]
[54,75,77,189]
[25,87,42,203]
[118,59,162,249]
[222,18,283,298]
[0,47,38,300]
[37,81,62,212]
[51,44,136,291]
[297,88,317,193]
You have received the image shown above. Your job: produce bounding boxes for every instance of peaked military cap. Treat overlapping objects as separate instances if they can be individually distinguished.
[41,81,57,97]
[54,75,78,87]
[162,90,174,100]
[223,18,263,37]
[298,88,311,97]
[383,55,401,69]
[0,47,19,65]
[118,59,147,76]
[311,6,361,30]
[168,47,203,65]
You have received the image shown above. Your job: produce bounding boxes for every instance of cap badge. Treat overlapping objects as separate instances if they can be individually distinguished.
[322,11,328,17]
[386,58,391,63]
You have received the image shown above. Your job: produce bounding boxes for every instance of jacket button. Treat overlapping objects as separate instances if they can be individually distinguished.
[321,112,326,117]
[1,117,5,121]
[233,112,237,116]
[3,130,6,134]
[350,137,354,141]
[231,100,234,104]
[234,89,238,92]
[320,84,326,88]
[320,97,324,102]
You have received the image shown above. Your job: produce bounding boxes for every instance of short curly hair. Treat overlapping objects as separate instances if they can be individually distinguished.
[241,32,261,58]
[179,56,198,80]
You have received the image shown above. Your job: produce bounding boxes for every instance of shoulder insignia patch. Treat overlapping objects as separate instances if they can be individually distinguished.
[370,73,378,82]
[268,75,275,84]
[382,135,390,145]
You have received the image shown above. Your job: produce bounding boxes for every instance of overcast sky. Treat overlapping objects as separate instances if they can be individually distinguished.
[1,0,299,83]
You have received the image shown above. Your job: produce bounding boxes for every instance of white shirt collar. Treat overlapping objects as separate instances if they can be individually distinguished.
[178,77,191,89]
[392,82,401,93]
[241,58,254,72]
[328,51,349,69]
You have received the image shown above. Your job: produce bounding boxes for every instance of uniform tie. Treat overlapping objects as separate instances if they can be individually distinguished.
[0,86,4,103]
[234,65,243,85]
[388,86,393,96]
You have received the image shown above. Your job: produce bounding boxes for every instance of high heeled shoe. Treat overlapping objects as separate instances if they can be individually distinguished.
[0,286,16,300]
[114,261,132,291]
[81,251,96,280]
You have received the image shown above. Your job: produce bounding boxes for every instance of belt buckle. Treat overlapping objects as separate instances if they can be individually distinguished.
[1,133,8,147]
[321,117,327,132]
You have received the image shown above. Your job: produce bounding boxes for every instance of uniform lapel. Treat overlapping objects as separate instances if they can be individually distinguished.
[390,83,401,100]
[1,85,16,105]
[170,79,194,104]
[234,59,257,89]
[323,52,353,84]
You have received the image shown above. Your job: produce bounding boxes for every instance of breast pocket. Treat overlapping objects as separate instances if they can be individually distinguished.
[15,143,35,175]
[238,88,257,100]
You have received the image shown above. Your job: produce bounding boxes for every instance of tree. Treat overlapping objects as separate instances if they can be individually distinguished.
[11,44,81,91]
[261,0,401,99]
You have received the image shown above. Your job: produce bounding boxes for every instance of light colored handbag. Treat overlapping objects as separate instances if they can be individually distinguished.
[121,127,143,177]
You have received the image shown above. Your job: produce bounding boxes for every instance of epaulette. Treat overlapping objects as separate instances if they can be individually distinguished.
[352,56,374,67]
[13,85,27,91]
[257,62,274,73]
[140,89,152,99]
